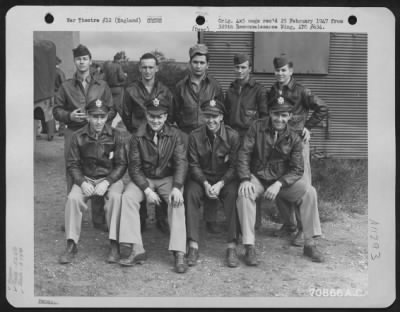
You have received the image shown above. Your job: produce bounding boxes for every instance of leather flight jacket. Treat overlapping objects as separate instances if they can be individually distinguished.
[174,74,224,134]
[268,78,328,133]
[238,118,304,187]
[128,123,188,191]
[188,123,240,185]
[67,124,128,186]
[122,79,174,133]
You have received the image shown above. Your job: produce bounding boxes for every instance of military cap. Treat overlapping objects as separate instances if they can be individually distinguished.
[145,97,169,115]
[56,56,62,65]
[233,53,251,66]
[273,53,291,69]
[200,98,225,116]
[86,98,109,115]
[189,44,208,58]
[268,96,294,113]
[72,44,92,58]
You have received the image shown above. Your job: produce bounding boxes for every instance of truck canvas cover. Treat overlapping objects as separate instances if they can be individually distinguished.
[34,40,56,102]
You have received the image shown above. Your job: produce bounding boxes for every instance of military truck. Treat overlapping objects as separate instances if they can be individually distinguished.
[34,39,56,141]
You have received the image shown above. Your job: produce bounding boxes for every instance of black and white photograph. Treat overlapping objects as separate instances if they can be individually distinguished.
[6,6,396,308]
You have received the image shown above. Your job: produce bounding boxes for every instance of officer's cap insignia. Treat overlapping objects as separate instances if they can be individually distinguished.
[153,98,160,107]
[210,99,216,107]
[95,99,102,107]
[277,97,284,105]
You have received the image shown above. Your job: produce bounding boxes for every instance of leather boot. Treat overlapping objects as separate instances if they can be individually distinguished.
[175,252,188,273]
[59,239,78,264]
[186,247,199,267]
[226,248,239,268]
[107,240,120,263]
[304,245,325,263]
[119,244,147,266]
[244,245,258,266]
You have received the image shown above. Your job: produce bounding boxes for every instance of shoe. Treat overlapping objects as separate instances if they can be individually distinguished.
[244,245,258,266]
[107,240,120,263]
[226,248,239,268]
[175,252,188,273]
[119,251,147,266]
[94,223,108,232]
[206,222,221,234]
[291,230,305,247]
[186,247,199,266]
[304,245,325,263]
[273,224,297,237]
[156,218,170,235]
[59,240,78,264]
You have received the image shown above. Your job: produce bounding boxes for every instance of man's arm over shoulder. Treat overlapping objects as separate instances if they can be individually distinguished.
[302,87,328,129]
[103,83,116,123]
[220,127,240,184]
[188,131,207,184]
[53,83,71,123]
[237,122,257,181]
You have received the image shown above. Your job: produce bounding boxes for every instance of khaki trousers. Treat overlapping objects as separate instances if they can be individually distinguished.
[237,174,322,245]
[119,177,187,253]
[65,180,124,243]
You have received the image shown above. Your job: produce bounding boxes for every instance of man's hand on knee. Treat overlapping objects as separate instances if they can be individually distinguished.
[169,187,184,208]
[263,181,282,201]
[94,180,110,196]
[81,181,95,197]
[239,181,256,199]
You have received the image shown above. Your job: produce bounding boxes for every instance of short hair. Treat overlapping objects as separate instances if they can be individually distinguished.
[190,52,210,62]
[139,53,159,65]
[114,52,122,61]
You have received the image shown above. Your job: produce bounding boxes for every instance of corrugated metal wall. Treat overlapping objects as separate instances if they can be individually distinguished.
[201,32,367,159]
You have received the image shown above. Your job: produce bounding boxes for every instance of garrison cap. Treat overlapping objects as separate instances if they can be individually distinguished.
[73,44,92,58]
[200,99,225,116]
[145,97,169,115]
[189,44,208,58]
[273,53,291,69]
[268,96,294,113]
[86,99,109,115]
[233,53,251,66]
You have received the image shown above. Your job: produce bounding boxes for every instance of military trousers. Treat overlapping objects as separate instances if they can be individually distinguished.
[119,177,187,253]
[65,180,124,244]
[237,174,322,245]
[184,179,239,244]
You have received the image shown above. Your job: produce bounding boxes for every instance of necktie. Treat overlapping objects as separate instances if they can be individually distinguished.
[153,132,158,145]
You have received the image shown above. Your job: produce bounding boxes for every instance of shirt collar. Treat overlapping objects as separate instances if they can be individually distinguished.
[202,122,227,143]
[84,123,113,139]
[231,77,256,89]
[74,72,100,86]
[136,122,172,139]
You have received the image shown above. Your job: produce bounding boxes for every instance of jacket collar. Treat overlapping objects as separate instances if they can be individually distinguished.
[185,72,210,85]
[231,77,256,89]
[273,77,296,91]
[201,122,228,143]
[83,123,113,139]
[136,122,173,139]
[73,72,100,87]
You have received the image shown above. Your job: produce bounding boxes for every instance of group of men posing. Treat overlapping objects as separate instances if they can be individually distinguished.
[53,42,328,274]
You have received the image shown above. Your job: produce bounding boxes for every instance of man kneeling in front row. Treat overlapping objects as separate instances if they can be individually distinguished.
[118,98,188,273]
[236,95,324,265]
[59,99,127,264]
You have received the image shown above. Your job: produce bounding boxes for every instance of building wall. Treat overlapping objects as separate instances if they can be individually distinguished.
[201,32,368,159]
[34,31,80,79]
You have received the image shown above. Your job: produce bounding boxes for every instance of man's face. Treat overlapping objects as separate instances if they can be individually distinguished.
[146,112,167,132]
[274,64,293,85]
[88,113,108,133]
[190,55,208,77]
[74,55,92,73]
[234,61,251,81]
[204,113,223,133]
[270,111,292,131]
[140,58,158,81]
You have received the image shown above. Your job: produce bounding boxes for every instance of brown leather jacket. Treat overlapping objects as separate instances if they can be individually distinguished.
[268,78,328,133]
[67,124,127,186]
[188,123,240,185]
[122,80,174,133]
[174,74,224,134]
[225,78,268,133]
[53,73,115,131]
[238,118,304,187]
[128,123,188,191]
